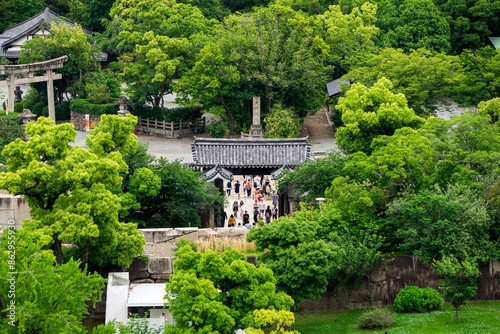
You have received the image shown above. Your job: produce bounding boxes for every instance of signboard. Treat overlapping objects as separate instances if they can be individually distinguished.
[85,114,90,132]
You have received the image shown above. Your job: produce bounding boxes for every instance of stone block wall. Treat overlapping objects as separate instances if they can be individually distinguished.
[0,191,31,230]
[71,111,101,131]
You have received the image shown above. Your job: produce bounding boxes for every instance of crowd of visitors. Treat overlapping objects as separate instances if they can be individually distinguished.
[221,175,279,228]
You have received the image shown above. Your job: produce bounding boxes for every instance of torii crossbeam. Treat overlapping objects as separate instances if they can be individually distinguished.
[0,55,67,122]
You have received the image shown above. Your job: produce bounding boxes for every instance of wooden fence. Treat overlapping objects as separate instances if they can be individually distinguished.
[136,117,205,138]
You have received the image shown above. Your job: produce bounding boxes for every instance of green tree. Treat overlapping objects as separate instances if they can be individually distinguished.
[435,0,500,53]
[129,159,223,228]
[176,5,329,134]
[383,0,451,53]
[165,246,294,333]
[0,116,145,267]
[82,0,115,32]
[388,184,494,263]
[247,309,299,334]
[0,115,23,165]
[335,77,425,154]
[264,104,301,139]
[347,48,462,115]
[0,228,106,333]
[109,0,217,108]
[278,152,346,203]
[433,256,481,322]
[19,22,100,102]
[455,46,500,105]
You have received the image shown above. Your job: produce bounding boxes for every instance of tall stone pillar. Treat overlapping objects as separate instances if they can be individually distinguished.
[7,74,15,115]
[47,70,56,122]
[249,96,264,138]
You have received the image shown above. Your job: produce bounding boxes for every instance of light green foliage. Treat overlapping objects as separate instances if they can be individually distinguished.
[478,97,500,122]
[382,0,451,53]
[128,167,161,201]
[335,78,425,154]
[247,309,299,334]
[0,228,106,333]
[278,152,346,202]
[247,216,340,302]
[0,116,145,267]
[433,256,481,322]
[165,246,294,333]
[393,286,444,313]
[177,5,328,133]
[131,160,223,228]
[347,48,462,115]
[388,184,494,263]
[110,0,217,108]
[264,104,301,139]
[318,2,379,68]
[19,22,100,100]
[456,47,500,105]
[84,70,121,104]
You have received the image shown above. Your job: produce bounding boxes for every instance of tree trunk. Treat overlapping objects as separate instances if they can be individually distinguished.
[50,238,65,265]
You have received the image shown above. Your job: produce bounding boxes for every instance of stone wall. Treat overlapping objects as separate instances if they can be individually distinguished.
[298,255,500,312]
[0,191,31,230]
[70,111,101,131]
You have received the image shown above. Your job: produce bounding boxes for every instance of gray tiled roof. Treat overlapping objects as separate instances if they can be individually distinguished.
[326,78,350,97]
[191,137,311,168]
[0,7,107,61]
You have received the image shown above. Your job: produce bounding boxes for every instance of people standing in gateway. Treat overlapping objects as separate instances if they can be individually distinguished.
[232,201,239,218]
[226,180,232,196]
[271,205,278,221]
[234,180,241,199]
[239,200,245,218]
[265,205,272,224]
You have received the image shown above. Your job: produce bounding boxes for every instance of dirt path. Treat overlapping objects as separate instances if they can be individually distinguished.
[300,107,334,139]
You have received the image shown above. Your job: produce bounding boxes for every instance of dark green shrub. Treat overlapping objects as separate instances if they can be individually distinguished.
[22,88,43,111]
[14,102,23,113]
[70,99,119,116]
[330,107,343,127]
[131,105,203,122]
[206,120,228,138]
[56,101,71,120]
[393,286,444,313]
[32,101,48,117]
[357,307,395,330]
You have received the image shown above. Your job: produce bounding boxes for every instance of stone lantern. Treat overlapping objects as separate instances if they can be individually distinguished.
[18,109,37,140]
[115,96,130,117]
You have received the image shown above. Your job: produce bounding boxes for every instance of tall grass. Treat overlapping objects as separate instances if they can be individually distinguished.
[196,236,256,254]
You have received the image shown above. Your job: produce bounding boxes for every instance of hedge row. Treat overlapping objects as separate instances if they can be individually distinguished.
[70,99,119,116]
[131,105,203,122]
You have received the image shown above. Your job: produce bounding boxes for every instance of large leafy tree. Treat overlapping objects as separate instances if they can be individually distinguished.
[165,246,294,333]
[455,46,500,105]
[0,116,145,267]
[435,0,500,53]
[19,22,100,102]
[0,228,105,333]
[128,159,223,228]
[109,0,217,108]
[335,77,425,154]
[382,0,451,53]
[347,47,462,115]
[176,5,329,134]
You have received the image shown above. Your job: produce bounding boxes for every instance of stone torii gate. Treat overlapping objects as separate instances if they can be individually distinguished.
[0,55,67,121]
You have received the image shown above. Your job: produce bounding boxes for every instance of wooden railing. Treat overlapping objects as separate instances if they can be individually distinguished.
[136,117,205,138]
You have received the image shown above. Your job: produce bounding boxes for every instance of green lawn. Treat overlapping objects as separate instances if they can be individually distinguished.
[293,301,500,334]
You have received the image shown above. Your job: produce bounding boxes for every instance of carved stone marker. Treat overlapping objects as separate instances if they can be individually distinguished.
[248,96,264,138]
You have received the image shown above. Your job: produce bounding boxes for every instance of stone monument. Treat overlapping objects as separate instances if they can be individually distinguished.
[248,96,264,138]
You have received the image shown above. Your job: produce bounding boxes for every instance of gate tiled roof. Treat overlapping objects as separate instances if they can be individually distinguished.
[191,137,311,168]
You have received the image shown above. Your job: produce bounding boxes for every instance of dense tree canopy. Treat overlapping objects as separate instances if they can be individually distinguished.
[0,116,145,267]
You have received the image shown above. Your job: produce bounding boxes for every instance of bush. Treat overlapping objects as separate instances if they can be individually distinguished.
[393,286,444,313]
[70,99,119,116]
[131,105,203,122]
[175,238,197,255]
[357,307,395,330]
[264,104,301,138]
[22,88,43,111]
[56,101,71,120]
[206,120,228,138]
[32,101,48,117]
[14,102,23,113]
